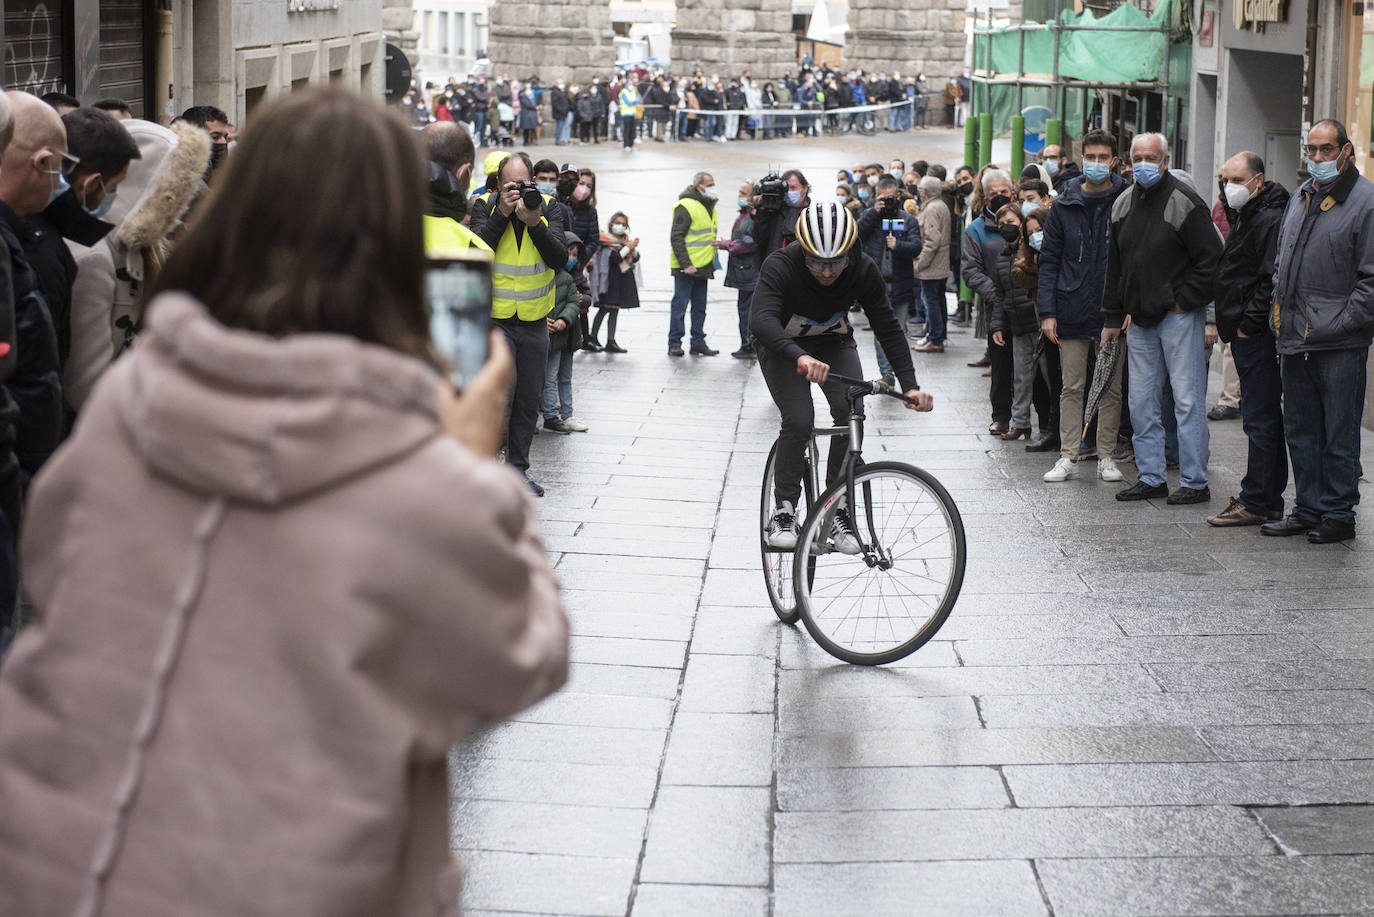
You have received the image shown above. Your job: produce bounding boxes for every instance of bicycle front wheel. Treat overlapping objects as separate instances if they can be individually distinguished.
[794,462,965,665]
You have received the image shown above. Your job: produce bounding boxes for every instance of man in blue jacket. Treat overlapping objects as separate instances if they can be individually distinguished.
[1262,119,1374,543]
[1037,129,1129,484]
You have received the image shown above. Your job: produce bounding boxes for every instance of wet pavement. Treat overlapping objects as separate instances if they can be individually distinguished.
[450,128,1374,916]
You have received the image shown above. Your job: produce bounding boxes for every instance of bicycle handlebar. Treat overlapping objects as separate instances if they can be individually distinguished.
[821,373,917,406]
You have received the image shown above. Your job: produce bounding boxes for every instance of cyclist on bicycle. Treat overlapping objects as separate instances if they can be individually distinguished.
[751,200,934,552]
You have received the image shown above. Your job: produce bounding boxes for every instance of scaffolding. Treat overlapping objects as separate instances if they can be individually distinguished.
[966,1,1186,170]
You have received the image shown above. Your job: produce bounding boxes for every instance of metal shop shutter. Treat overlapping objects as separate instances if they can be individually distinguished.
[99,0,146,118]
[5,0,68,97]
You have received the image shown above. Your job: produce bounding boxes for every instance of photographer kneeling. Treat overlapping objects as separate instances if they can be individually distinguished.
[471,152,568,496]
[752,168,810,264]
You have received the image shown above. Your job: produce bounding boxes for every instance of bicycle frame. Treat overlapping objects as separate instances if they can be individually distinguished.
[808,384,894,570]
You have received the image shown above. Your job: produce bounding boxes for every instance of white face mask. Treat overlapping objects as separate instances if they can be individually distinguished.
[611,223,628,234]
[699,185,718,200]
[1223,180,1255,210]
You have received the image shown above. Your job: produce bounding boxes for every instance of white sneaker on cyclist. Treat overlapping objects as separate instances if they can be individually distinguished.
[830,509,862,555]
[1043,457,1078,483]
[1098,457,1124,482]
[766,501,798,550]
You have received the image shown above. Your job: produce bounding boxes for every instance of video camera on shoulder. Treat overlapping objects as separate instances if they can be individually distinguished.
[755,172,786,212]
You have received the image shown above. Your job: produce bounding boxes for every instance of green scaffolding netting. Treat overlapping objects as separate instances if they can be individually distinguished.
[973,0,1191,141]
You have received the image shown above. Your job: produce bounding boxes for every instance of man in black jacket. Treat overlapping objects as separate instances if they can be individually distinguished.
[1102,132,1223,505]
[752,168,810,264]
[23,106,139,430]
[549,81,573,146]
[1206,151,1290,527]
[857,176,922,385]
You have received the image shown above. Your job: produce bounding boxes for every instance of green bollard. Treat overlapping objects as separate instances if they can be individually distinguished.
[1046,118,1062,151]
[964,118,978,169]
[978,113,993,169]
[1010,115,1025,180]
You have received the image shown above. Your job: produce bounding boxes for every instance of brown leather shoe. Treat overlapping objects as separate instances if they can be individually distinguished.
[988,420,1009,436]
[1206,496,1266,527]
[1000,427,1032,441]
[913,341,945,353]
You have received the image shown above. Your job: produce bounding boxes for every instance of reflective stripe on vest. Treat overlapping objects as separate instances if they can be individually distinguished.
[492,215,556,320]
[669,196,717,270]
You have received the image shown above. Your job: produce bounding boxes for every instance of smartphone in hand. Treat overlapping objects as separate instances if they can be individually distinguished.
[426,251,493,389]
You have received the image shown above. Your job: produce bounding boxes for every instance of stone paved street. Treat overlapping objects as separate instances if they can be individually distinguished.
[450,131,1374,916]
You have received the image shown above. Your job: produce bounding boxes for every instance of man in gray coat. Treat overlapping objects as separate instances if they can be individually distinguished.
[1261,118,1374,544]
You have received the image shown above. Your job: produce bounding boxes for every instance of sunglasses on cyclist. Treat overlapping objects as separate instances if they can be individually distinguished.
[805,255,847,272]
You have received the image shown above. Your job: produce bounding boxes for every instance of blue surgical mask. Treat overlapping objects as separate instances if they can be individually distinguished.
[1020,200,1038,218]
[858,188,870,200]
[1043,158,1060,177]
[47,174,70,207]
[86,190,116,219]
[1307,158,1340,184]
[536,181,556,196]
[1082,162,1111,184]
[785,190,803,206]
[737,197,750,209]
[1029,231,1043,251]
[1133,162,1162,188]
[566,257,578,271]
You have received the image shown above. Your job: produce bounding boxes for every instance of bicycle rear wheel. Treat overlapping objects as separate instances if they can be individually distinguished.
[761,440,815,624]
[794,462,965,665]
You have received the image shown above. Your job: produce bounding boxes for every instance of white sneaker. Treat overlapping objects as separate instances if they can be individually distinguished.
[1043,457,1078,483]
[562,417,589,432]
[766,501,798,550]
[830,510,863,555]
[1098,457,1124,482]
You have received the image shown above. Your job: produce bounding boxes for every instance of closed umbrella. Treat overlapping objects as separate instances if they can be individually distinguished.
[1081,337,1123,439]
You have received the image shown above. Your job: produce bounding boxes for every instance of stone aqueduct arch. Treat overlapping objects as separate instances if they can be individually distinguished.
[486,0,967,123]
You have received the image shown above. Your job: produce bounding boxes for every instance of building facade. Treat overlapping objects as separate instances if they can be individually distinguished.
[411,0,488,83]
[1,0,385,127]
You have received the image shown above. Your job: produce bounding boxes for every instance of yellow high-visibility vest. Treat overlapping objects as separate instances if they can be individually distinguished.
[423,214,493,256]
[489,193,556,320]
[669,196,717,270]
[619,86,641,118]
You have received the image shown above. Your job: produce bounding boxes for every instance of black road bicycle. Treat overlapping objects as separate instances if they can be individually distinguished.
[760,374,966,665]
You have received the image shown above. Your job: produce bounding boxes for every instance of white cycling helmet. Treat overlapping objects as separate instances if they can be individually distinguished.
[796,200,858,260]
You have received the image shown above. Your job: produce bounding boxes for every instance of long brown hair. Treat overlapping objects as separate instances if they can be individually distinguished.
[146,89,433,365]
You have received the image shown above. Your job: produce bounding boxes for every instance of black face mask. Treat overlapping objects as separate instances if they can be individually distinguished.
[557,177,577,198]
[208,142,229,171]
[988,194,1012,214]
[997,223,1021,244]
[905,184,920,196]
[957,181,974,197]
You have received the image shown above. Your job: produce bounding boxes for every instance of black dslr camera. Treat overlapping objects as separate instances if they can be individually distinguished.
[755,172,786,212]
[514,180,544,211]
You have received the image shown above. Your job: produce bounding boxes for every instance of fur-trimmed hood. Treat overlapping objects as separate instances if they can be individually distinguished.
[111,119,210,252]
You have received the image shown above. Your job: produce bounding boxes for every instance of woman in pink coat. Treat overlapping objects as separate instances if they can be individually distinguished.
[0,88,569,916]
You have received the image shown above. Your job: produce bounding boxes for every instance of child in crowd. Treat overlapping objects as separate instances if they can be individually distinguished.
[542,233,591,434]
[588,211,641,353]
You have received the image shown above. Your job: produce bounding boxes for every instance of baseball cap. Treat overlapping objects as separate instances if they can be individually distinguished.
[558,162,580,175]
[483,150,511,175]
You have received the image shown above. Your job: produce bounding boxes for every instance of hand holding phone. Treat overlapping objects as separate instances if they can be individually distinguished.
[438,331,513,459]
[427,252,493,390]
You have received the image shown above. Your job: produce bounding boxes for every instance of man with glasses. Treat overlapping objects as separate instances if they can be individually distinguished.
[750,201,933,551]
[1262,119,1374,543]
[1101,132,1223,505]
[0,91,71,483]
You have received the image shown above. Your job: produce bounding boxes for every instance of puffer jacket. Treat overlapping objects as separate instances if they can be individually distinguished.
[548,269,584,352]
[0,294,568,917]
[1272,165,1374,354]
[990,245,1039,337]
[960,214,1006,306]
[1214,179,1288,342]
[1036,173,1127,340]
[913,197,951,281]
[65,120,209,413]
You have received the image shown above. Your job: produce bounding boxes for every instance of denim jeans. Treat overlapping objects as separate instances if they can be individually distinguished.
[1125,309,1209,489]
[875,284,910,377]
[668,274,709,349]
[920,278,947,344]
[554,112,573,144]
[471,110,488,145]
[543,346,574,419]
[1231,332,1287,517]
[1281,346,1368,525]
